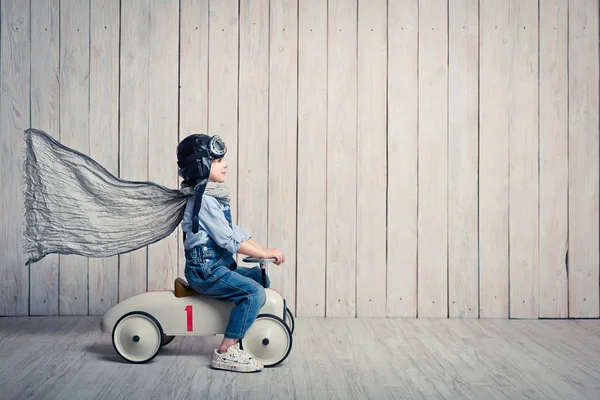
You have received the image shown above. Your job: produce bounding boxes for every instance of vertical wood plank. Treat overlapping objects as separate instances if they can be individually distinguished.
[147,0,179,291]
[88,0,119,315]
[327,0,357,317]
[179,0,209,280]
[208,0,239,222]
[30,0,59,316]
[268,0,298,312]
[448,0,479,318]
[296,0,327,317]
[508,0,539,319]
[119,0,149,301]
[0,0,30,316]
[417,0,448,318]
[479,0,509,318]
[386,0,418,318]
[238,0,269,270]
[59,0,90,315]
[539,0,568,318]
[356,0,387,317]
[568,0,599,318]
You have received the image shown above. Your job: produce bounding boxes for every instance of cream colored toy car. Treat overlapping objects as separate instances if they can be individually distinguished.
[100,258,294,367]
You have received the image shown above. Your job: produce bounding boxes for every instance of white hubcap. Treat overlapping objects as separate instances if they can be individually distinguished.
[114,314,161,362]
[242,316,291,366]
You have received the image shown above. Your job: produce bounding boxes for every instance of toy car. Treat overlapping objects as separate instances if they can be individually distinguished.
[100,257,295,367]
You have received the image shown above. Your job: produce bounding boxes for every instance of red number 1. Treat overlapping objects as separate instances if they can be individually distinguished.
[185,305,193,331]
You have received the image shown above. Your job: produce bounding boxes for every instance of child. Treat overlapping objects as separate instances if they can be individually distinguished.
[177,133,285,373]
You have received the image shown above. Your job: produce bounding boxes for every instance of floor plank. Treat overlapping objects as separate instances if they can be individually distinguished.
[0,317,599,399]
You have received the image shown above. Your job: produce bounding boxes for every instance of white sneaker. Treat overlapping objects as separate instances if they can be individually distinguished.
[211,343,263,372]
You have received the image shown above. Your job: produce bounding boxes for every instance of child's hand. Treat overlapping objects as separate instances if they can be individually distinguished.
[265,248,285,265]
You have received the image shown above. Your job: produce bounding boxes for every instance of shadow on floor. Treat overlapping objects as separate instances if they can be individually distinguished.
[84,338,216,364]
[85,342,131,364]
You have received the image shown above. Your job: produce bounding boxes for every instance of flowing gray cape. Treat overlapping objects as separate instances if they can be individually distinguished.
[23,128,192,265]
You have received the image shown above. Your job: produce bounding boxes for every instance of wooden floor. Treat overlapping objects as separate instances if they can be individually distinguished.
[0,317,599,399]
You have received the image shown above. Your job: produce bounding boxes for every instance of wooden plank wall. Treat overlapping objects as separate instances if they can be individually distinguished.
[0,0,598,319]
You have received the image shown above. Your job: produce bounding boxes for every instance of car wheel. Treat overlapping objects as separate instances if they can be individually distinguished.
[112,311,163,363]
[161,334,175,347]
[284,306,295,335]
[240,314,292,368]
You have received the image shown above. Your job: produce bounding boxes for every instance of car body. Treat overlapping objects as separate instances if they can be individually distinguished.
[100,285,287,336]
[100,276,294,366]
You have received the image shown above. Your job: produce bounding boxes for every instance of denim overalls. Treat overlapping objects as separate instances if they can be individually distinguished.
[184,197,270,340]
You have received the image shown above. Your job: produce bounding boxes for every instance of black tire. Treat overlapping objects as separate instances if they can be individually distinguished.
[284,307,295,335]
[161,334,175,347]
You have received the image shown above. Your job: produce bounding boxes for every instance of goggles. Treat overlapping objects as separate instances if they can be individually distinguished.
[207,135,227,159]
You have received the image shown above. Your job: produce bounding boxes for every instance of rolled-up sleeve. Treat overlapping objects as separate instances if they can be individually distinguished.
[233,224,251,243]
[199,196,249,254]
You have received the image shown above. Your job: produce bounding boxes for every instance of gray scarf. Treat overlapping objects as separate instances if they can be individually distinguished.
[181,180,230,202]
[205,181,231,202]
[22,128,227,265]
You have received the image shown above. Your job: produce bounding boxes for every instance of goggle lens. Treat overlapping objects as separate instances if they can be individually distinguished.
[210,136,227,157]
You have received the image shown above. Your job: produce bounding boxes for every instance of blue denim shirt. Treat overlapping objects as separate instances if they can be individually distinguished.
[181,195,251,254]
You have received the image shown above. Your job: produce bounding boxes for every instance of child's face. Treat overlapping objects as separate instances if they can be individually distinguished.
[209,157,228,183]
